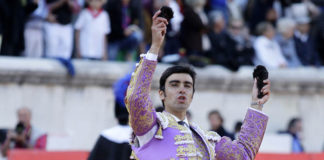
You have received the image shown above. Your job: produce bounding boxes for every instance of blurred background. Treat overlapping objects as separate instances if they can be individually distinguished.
[0,0,324,159]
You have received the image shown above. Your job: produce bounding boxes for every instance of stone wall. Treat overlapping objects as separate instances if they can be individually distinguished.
[0,56,323,152]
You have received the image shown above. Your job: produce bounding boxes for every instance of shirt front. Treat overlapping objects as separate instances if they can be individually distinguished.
[75,9,111,59]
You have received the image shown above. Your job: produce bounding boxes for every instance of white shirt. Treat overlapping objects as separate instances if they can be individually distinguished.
[169,113,190,129]
[75,9,111,59]
[253,36,287,68]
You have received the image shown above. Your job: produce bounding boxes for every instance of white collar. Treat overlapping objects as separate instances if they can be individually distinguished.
[101,125,132,143]
[165,111,190,127]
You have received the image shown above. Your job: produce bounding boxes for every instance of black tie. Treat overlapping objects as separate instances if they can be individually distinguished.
[178,121,185,126]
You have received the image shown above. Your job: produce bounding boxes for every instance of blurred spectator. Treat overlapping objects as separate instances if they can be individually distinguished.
[276,18,302,67]
[227,19,254,67]
[294,16,321,66]
[234,0,249,11]
[284,0,321,21]
[205,0,229,21]
[233,121,242,139]
[244,0,275,35]
[265,7,278,27]
[208,110,234,140]
[279,117,304,153]
[253,22,287,68]
[0,0,38,56]
[75,0,110,60]
[161,0,184,61]
[314,11,324,64]
[0,3,2,51]
[207,13,254,71]
[141,0,154,52]
[45,0,78,59]
[227,0,243,20]
[207,11,228,66]
[0,129,7,145]
[180,0,210,67]
[312,0,324,11]
[105,0,143,61]
[88,73,132,160]
[23,0,48,58]
[1,107,47,157]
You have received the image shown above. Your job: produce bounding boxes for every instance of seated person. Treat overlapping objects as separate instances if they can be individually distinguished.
[253,22,287,68]
[279,117,304,153]
[208,110,234,140]
[1,107,47,157]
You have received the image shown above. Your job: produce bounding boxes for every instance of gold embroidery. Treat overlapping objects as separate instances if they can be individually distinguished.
[192,131,210,159]
[130,151,139,160]
[161,112,214,160]
[125,58,157,135]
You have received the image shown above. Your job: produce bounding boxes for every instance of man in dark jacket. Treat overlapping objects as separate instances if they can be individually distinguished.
[208,13,254,71]
[0,0,38,56]
[294,17,321,66]
[88,73,132,160]
[105,0,143,61]
[208,110,235,140]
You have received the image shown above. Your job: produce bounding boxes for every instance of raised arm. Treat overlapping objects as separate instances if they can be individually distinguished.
[125,11,168,136]
[215,79,271,160]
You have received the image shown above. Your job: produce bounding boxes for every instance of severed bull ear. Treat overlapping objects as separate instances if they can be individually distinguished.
[253,65,268,99]
[158,6,174,22]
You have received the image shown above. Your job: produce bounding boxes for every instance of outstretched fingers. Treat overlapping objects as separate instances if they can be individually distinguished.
[152,10,168,25]
[152,10,161,20]
[259,79,271,104]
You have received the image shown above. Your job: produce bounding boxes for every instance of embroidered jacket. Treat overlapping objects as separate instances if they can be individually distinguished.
[125,56,268,160]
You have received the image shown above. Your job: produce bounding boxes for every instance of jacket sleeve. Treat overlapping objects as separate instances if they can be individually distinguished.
[215,108,268,160]
[125,57,158,136]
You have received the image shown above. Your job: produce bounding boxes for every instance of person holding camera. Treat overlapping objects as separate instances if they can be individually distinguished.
[1,107,47,157]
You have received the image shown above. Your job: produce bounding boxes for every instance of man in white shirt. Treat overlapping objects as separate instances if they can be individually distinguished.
[253,22,287,68]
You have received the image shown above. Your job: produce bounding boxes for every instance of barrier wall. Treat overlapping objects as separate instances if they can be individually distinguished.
[8,150,89,160]
[255,153,324,160]
[7,150,324,160]
[1,57,324,152]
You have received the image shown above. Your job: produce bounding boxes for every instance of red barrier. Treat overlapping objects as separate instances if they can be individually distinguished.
[7,150,324,160]
[255,153,324,160]
[8,150,89,160]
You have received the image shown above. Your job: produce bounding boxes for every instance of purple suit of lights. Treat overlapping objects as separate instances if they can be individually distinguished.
[125,57,268,160]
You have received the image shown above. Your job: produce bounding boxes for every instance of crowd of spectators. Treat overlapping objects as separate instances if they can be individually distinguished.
[0,0,323,70]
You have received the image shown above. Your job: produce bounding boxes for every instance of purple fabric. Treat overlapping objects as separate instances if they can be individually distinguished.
[215,109,268,160]
[132,127,179,159]
[132,109,268,160]
[125,58,158,136]
[127,58,269,159]
[132,124,211,160]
